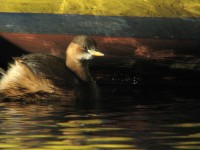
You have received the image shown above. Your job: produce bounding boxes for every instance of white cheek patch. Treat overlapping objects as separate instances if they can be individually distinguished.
[77,53,93,60]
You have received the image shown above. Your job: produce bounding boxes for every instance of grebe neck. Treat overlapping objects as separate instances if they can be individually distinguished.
[67,58,92,82]
[66,43,93,82]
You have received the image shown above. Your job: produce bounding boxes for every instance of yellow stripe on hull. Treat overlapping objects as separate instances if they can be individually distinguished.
[0,0,199,17]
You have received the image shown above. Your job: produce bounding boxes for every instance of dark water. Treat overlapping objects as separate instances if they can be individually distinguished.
[0,85,200,150]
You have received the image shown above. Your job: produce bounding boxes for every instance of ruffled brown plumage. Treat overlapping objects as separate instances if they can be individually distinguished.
[0,36,104,103]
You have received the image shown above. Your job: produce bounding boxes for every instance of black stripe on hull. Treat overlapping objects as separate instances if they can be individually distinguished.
[0,13,200,40]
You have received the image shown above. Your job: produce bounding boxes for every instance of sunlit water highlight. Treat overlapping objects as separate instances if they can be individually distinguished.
[0,86,200,150]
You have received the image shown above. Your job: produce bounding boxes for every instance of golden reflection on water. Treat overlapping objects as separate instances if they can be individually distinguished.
[0,103,137,150]
[0,88,200,150]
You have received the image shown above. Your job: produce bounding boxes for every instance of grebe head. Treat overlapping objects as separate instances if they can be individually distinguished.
[65,36,104,82]
[66,36,104,62]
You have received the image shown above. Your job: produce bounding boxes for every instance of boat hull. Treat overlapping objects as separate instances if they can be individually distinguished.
[0,0,200,85]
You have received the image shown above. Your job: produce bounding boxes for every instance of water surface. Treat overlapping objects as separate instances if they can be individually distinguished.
[0,86,200,150]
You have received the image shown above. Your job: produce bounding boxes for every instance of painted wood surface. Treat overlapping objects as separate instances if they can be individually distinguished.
[0,0,199,17]
[0,13,199,40]
[0,0,199,85]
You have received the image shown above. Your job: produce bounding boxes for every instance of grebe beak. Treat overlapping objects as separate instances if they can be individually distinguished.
[88,50,104,56]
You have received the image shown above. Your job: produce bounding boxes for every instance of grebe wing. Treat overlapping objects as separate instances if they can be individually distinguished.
[20,54,81,87]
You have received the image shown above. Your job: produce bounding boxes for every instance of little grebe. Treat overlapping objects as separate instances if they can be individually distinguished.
[0,36,104,102]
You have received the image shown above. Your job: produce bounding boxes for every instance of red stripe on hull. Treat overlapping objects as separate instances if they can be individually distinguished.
[1,32,199,59]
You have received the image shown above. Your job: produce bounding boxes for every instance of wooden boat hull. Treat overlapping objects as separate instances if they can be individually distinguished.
[0,0,200,85]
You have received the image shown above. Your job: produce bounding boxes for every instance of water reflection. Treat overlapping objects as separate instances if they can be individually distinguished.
[0,87,200,149]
